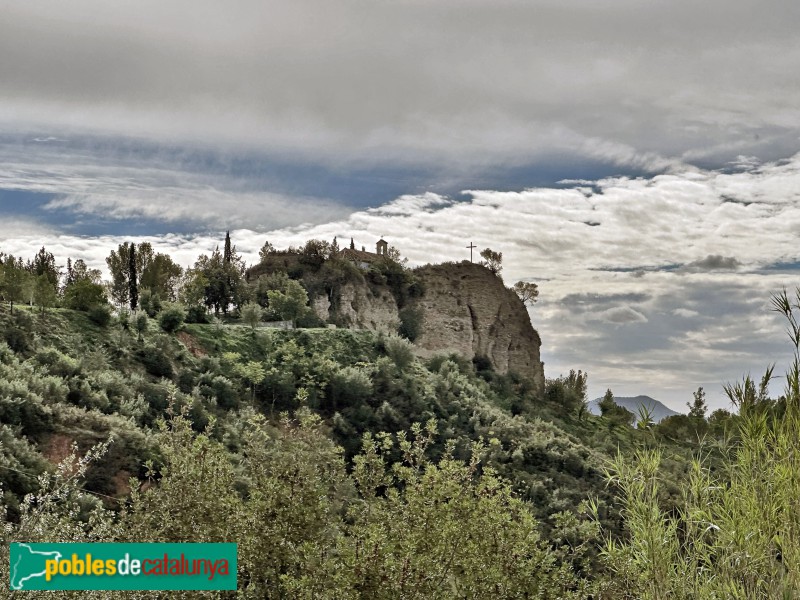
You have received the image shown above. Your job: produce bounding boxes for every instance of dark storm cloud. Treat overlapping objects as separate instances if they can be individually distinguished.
[1,0,799,168]
[685,255,742,272]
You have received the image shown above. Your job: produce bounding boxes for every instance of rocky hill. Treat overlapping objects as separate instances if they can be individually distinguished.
[410,262,544,394]
[309,260,545,394]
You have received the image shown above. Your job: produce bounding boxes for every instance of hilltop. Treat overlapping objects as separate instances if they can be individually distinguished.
[249,240,545,392]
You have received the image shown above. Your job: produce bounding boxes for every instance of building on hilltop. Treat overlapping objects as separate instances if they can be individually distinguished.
[339,238,391,270]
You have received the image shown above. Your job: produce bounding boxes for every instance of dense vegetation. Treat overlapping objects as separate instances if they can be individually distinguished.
[0,237,795,597]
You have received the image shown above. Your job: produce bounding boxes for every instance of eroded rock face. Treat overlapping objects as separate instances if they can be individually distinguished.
[409,262,544,394]
[335,282,400,333]
[322,261,545,393]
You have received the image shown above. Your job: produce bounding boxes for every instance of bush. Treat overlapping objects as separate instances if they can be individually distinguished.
[398,306,423,341]
[384,334,415,371]
[159,303,186,333]
[328,366,373,410]
[87,304,112,327]
[240,303,263,330]
[185,305,209,324]
[199,374,238,409]
[137,345,174,379]
[139,288,162,317]
[64,280,107,311]
[3,326,31,353]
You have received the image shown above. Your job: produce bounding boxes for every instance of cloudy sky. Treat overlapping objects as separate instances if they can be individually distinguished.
[2,0,800,411]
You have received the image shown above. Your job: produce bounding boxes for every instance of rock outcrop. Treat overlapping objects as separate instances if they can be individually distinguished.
[334,282,400,332]
[409,262,544,394]
[319,261,544,394]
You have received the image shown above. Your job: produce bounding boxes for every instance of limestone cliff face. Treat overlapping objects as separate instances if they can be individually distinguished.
[409,263,544,393]
[330,282,400,332]
[321,262,544,393]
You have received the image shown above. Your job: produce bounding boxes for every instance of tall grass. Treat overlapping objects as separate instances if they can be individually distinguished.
[602,288,800,599]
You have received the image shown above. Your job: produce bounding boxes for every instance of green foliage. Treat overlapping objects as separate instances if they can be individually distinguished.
[64,279,107,311]
[0,255,31,314]
[603,288,800,598]
[184,304,209,324]
[235,360,266,401]
[240,302,263,330]
[140,252,183,301]
[138,287,162,317]
[267,279,311,325]
[398,306,423,341]
[687,386,708,419]
[191,236,247,315]
[158,303,186,333]
[136,344,173,379]
[134,312,149,340]
[106,242,133,307]
[33,273,57,312]
[599,388,633,426]
[384,334,414,370]
[258,240,276,262]
[545,369,588,414]
[87,304,112,327]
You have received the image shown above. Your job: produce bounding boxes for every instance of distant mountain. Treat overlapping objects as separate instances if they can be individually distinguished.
[587,395,681,424]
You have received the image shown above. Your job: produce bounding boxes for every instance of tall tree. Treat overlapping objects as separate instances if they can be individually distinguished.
[224,231,232,264]
[129,244,139,311]
[64,258,75,290]
[140,253,183,301]
[70,259,101,284]
[687,386,707,419]
[258,241,276,263]
[29,247,60,292]
[0,255,30,314]
[33,274,57,313]
[106,242,132,307]
[267,279,310,326]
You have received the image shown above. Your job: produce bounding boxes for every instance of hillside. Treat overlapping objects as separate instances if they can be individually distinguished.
[251,252,545,392]
[0,242,732,596]
[587,394,681,423]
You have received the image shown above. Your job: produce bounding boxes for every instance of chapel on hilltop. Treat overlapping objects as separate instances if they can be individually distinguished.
[338,237,390,270]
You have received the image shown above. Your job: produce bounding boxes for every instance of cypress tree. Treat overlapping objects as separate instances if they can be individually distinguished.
[129,243,139,311]
[224,231,232,264]
[65,258,74,288]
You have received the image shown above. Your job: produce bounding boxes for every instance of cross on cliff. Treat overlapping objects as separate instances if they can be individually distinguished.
[466,242,477,263]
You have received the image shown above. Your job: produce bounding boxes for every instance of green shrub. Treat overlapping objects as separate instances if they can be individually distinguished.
[328,366,373,410]
[3,326,31,353]
[136,345,174,379]
[185,304,209,324]
[398,306,423,341]
[384,334,414,370]
[159,303,186,333]
[87,304,112,327]
[139,288,162,317]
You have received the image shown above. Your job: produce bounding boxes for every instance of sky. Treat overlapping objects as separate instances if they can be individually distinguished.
[2,0,800,411]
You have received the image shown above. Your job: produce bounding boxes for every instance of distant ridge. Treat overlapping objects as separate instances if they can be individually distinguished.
[587,395,681,424]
